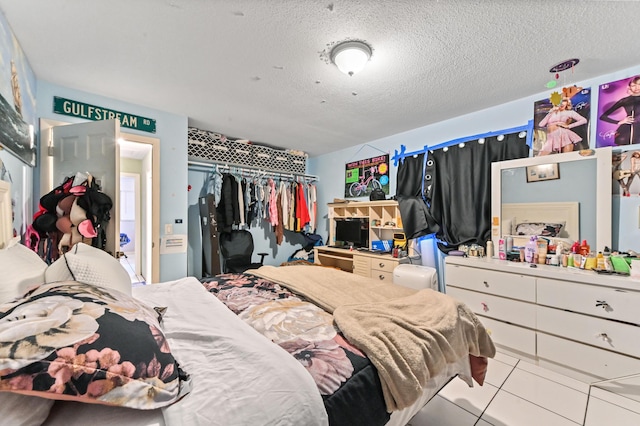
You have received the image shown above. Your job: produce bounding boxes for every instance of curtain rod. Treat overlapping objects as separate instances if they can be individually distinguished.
[187,159,319,181]
[391,121,534,167]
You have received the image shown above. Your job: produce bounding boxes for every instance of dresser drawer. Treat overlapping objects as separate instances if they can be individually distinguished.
[537,333,640,380]
[446,287,536,328]
[445,264,535,302]
[537,305,640,358]
[537,278,640,325]
[478,316,535,356]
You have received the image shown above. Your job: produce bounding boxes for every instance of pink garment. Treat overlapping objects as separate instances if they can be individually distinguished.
[268,178,278,226]
[539,109,587,153]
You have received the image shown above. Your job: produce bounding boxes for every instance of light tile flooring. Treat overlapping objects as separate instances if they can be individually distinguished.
[408,351,640,426]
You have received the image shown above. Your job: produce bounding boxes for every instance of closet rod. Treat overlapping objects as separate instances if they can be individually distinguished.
[187,159,319,181]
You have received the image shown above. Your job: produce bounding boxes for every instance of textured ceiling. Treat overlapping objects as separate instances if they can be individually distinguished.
[2,0,640,157]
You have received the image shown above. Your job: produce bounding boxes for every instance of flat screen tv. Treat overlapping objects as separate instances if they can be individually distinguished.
[335,218,369,248]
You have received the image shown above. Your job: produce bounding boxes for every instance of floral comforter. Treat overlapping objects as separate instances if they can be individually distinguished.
[202,273,390,426]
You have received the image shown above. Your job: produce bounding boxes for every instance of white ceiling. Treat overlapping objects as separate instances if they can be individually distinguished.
[2,0,640,158]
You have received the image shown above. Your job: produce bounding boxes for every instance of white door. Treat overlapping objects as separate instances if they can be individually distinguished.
[43,119,120,258]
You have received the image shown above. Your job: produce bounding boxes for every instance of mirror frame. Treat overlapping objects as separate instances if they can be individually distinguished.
[491,147,612,253]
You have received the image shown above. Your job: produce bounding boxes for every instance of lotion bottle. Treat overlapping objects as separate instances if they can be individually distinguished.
[525,236,537,263]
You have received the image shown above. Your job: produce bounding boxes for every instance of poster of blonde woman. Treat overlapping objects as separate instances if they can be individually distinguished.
[532,87,591,156]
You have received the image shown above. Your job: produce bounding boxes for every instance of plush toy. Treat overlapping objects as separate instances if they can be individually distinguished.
[31,173,113,261]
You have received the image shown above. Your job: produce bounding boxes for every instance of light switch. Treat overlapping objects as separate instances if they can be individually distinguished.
[165,223,173,235]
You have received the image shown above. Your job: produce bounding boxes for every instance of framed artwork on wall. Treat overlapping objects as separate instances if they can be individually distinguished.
[526,163,560,183]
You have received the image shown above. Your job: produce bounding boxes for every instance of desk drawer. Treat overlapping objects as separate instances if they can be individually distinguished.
[445,264,535,302]
[537,333,640,380]
[537,278,640,325]
[446,287,535,328]
[371,258,397,273]
[371,270,393,282]
[478,316,535,356]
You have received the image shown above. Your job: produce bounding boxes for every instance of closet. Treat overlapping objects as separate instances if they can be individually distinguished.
[186,128,319,278]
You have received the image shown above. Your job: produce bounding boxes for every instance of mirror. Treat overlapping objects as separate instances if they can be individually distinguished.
[491,147,612,253]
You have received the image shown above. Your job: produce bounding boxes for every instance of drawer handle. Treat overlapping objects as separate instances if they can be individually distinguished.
[595,300,611,310]
[480,302,489,312]
[379,262,385,268]
[595,332,612,344]
[483,280,489,287]
[378,274,385,280]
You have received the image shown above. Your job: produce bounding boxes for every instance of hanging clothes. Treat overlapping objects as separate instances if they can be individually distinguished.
[295,181,311,232]
[268,178,278,226]
[216,173,240,232]
[207,166,223,206]
[275,184,284,245]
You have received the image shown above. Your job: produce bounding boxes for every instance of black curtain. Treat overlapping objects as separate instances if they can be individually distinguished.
[397,132,529,252]
[396,154,438,240]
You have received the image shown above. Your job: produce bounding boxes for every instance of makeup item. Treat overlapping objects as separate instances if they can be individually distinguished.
[486,240,494,258]
[537,239,548,265]
[498,238,506,260]
[580,239,590,257]
[596,252,605,270]
[584,253,597,270]
[573,253,582,268]
[506,236,513,252]
[525,236,537,263]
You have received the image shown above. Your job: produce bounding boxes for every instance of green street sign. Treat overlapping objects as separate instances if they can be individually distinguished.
[53,96,156,133]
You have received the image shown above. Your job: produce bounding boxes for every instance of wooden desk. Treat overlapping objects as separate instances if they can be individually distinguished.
[314,246,402,282]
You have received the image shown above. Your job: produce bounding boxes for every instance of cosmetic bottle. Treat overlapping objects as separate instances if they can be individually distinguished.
[580,239,590,257]
[537,238,548,265]
[525,236,537,263]
[486,240,494,258]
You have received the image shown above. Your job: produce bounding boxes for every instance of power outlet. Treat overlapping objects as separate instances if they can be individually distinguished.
[165,223,173,235]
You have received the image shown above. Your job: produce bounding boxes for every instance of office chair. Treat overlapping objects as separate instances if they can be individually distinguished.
[219,230,268,273]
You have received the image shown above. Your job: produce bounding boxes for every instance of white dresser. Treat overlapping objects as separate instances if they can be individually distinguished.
[445,256,640,387]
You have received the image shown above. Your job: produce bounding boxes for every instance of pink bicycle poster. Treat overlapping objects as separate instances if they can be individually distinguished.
[344,154,390,198]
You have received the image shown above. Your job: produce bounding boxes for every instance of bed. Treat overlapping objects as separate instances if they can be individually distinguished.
[501,201,579,249]
[1,234,495,426]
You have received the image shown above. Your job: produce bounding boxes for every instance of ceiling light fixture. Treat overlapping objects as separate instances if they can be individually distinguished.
[330,41,372,76]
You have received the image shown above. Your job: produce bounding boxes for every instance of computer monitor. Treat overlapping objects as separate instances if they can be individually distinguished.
[335,218,369,248]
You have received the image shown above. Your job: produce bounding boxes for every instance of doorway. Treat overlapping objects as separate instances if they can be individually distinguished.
[39,119,160,283]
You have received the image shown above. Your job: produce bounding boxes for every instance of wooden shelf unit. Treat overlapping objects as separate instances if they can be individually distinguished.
[314,200,406,281]
[328,200,403,250]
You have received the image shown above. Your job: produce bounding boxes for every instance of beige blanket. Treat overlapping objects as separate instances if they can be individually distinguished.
[248,265,496,411]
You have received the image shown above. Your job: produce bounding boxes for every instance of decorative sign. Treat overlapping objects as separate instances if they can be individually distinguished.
[344,154,390,198]
[53,96,156,133]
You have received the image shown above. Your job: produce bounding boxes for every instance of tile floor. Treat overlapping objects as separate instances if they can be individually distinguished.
[408,351,640,426]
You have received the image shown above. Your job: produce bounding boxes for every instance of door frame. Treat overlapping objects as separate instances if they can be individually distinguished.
[39,119,160,283]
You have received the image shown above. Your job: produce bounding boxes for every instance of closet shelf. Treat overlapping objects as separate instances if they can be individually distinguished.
[188,158,319,182]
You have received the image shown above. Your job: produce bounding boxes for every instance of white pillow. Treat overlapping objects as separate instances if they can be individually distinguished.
[45,243,132,295]
[0,240,47,304]
[0,393,54,426]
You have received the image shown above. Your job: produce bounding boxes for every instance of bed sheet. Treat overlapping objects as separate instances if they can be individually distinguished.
[44,277,327,426]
